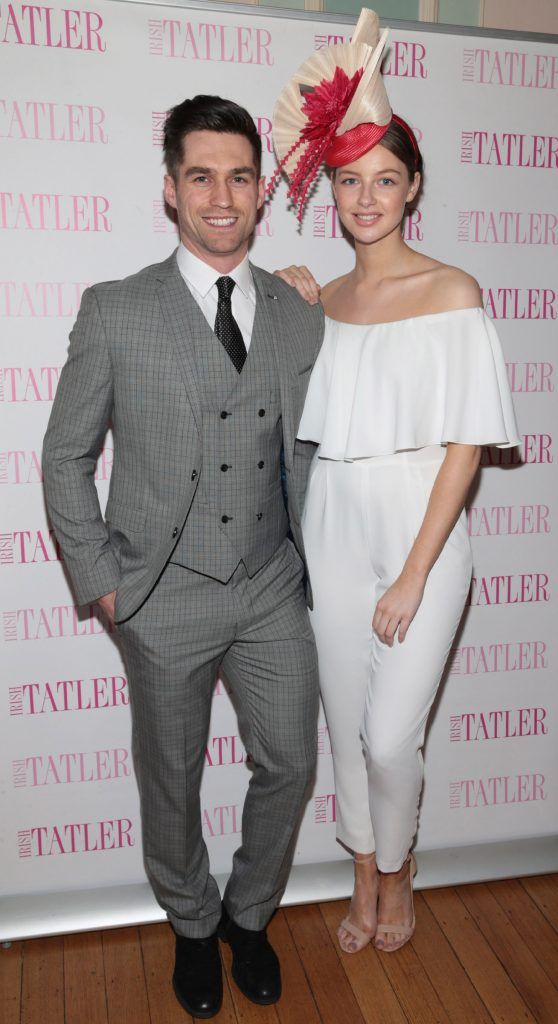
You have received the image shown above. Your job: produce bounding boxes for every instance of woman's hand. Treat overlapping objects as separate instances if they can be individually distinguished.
[372,569,426,646]
[274,265,321,305]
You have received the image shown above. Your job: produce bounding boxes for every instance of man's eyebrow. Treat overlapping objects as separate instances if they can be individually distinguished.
[183,165,257,178]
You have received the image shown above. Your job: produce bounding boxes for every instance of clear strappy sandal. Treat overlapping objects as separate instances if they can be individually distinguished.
[337,853,378,954]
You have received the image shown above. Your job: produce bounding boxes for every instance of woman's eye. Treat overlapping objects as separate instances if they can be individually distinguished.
[379,177,395,186]
[340,177,358,186]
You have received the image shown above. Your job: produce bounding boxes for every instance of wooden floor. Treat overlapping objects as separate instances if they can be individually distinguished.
[3,874,558,1024]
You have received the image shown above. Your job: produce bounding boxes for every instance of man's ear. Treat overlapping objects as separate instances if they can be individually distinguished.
[163,174,177,210]
[257,176,266,210]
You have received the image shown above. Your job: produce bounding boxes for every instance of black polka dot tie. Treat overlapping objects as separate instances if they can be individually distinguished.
[214,276,247,373]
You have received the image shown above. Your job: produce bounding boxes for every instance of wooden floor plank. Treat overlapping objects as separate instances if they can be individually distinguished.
[285,902,366,1024]
[373,929,451,1024]
[220,942,280,1024]
[424,887,537,1024]
[21,935,64,1024]
[458,883,558,1023]
[411,893,493,1024]
[103,927,151,1024]
[0,940,24,1024]
[268,909,321,1024]
[64,931,108,1024]
[520,875,558,933]
[319,898,408,1024]
[489,878,558,988]
[139,924,193,1024]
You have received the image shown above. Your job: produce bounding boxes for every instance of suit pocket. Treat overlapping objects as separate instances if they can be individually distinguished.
[105,500,147,533]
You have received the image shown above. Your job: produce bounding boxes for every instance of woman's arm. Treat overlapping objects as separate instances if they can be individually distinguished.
[372,443,481,645]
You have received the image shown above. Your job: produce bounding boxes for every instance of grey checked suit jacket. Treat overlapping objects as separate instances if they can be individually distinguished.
[42,252,325,622]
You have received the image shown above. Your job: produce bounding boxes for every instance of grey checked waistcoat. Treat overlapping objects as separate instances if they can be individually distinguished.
[171,303,289,581]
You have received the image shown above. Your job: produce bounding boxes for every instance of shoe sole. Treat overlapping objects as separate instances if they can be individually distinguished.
[172,977,223,1019]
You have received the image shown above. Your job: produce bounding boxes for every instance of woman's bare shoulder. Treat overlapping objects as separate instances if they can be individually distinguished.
[421,262,483,311]
[321,273,351,306]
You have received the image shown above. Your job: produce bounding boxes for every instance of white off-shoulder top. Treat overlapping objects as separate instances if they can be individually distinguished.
[297,307,520,460]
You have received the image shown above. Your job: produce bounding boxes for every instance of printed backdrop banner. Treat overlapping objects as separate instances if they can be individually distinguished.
[1,0,557,929]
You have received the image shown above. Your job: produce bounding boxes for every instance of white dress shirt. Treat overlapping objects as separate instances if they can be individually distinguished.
[176,243,256,351]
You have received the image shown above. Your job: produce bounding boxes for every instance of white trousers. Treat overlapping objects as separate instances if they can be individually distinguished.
[303,446,473,872]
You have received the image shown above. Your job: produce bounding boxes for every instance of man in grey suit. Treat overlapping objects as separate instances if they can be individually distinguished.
[42,95,324,1018]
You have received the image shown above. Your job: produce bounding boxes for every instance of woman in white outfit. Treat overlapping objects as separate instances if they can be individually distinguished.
[271,9,519,954]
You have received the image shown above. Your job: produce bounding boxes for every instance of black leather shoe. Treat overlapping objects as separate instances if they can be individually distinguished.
[172,932,223,1019]
[218,905,281,1005]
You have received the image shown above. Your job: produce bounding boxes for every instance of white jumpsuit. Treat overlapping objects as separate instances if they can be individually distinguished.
[298,308,520,871]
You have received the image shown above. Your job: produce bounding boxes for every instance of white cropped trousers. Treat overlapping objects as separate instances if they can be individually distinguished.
[302,446,473,872]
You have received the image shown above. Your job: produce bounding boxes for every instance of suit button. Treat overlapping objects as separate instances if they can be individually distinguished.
[220,464,229,472]
[172,527,179,538]
[258,460,264,469]
[191,469,198,480]
[258,409,265,417]
[256,513,263,520]
[220,411,229,419]
[221,515,230,524]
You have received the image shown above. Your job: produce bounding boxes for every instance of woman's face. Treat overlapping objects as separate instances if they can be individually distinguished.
[331,144,420,245]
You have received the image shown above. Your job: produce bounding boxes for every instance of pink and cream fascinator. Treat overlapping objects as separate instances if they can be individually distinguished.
[270,8,417,220]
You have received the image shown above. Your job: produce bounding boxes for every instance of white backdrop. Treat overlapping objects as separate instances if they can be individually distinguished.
[1,0,557,937]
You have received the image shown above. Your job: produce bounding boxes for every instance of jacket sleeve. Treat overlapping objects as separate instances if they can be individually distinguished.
[42,286,121,605]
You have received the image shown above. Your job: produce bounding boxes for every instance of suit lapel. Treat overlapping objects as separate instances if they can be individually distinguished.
[156,253,205,430]
[251,265,297,471]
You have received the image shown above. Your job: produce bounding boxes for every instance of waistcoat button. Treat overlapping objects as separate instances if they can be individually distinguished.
[172,527,179,538]
[191,470,198,480]
[220,464,229,472]
[221,515,230,524]
[220,411,229,419]
[258,460,264,469]
[258,409,265,417]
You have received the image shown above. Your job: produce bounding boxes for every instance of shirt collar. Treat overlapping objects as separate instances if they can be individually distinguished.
[177,244,253,299]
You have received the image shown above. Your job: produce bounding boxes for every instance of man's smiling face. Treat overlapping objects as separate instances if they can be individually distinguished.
[163,129,265,272]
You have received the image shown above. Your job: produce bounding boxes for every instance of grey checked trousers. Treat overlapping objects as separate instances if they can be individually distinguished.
[117,538,319,937]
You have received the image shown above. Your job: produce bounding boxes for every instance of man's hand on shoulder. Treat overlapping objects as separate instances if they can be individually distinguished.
[97,589,117,625]
[274,265,321,305]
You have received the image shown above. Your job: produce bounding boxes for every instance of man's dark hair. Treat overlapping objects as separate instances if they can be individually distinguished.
[163,95,262,180]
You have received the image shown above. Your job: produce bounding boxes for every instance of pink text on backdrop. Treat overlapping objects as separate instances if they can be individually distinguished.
[458,210,558,244]
[318,725,332,756]
[0,529,63,565]
[314,34,428,79]
[0,281,88,316]
[0,193,111,231]
[483,287,557,319]
[506,362,554,392]
[449,774,545,808]
[0,100,107,142]
[314,793,336,824]
[0,5,105,51]
[467,573,549,606]
[17,819,134,859]
[202,804,242,837]
[449,640,547,675]
[461,130,558,167]
[481,434,552,465]
[2,604,114,642]
[0,446,113,484]
[148,18,273,65]
[12,748,131,787]
[0,367,62,403]
[8,675,129,716]
[205,734,247,767]
[462,48,558,88]
[449,707,548,742]
[467,505,550,536]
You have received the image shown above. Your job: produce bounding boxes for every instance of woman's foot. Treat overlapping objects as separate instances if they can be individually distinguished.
[337,852,378,953]
[374,854,416,953]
